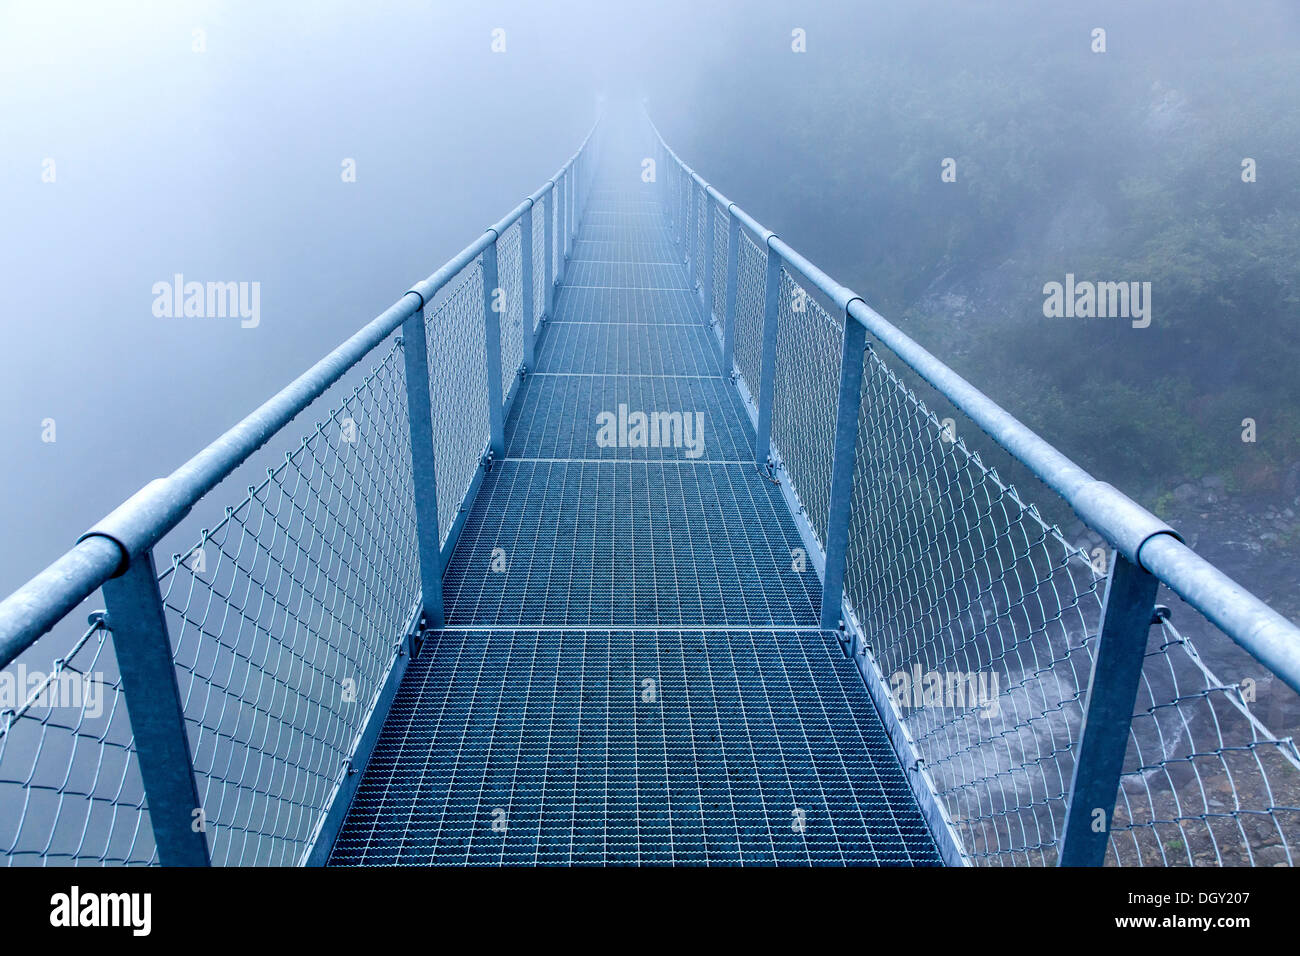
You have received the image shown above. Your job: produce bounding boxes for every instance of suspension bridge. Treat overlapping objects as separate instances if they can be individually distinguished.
[1,108,1297,868]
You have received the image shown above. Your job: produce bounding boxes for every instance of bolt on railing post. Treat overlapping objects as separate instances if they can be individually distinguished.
[722,209,739,374]
[820,319,867,630]
[703,192,715,323]
[520,203,536,367]
[1058,552,1160,866]
[400,299,445,629]
[481,235,506,459]
[100,551,211,866]
[755,240,782,464]
[544,185,556,319]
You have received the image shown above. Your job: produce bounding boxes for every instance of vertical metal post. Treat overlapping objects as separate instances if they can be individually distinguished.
[561,167,569,259]
[102,552,210,866]
[821,319,867,630]
[755,240,782,464]
[675,166,682,232]
[703,191,715,323]
[687,178,698,279]
[520,203,536,366]
[663,151,673,231]
[544,186,555,319]
[660,157,667,220]
[572,155,580,230]
[722,208,739,375]
[678,173,688,257]
[673,165,681,241]
[401,301,446,629]
[663,147,670,223]
[557,173,568,284]
[564,166,573,258]
[576,160,582,230]
[1059,552,1160,866]
[481,234,506,459]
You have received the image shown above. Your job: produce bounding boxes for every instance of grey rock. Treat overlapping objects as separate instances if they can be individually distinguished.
[1253,844,1292,867]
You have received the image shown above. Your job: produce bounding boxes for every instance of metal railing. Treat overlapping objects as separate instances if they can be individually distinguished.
[646,108,1300,867]
[4,105,1297,868]
[0,120,602,866]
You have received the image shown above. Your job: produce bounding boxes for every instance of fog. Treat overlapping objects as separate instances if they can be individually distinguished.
[3,0,1299,870]
[3,0,1298,615]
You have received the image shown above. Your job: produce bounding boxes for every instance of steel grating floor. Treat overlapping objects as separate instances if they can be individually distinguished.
[504,374,755,460]
[330,153,942,865]
[329,629,937,866]
[441,460,822,628]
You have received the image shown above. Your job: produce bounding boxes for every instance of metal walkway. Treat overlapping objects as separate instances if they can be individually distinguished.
[328,153,942,866]
[3,108,1297,870]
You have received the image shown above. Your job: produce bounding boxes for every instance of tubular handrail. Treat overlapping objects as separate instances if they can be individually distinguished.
[644,108,1300,695]
[0,116,602,669]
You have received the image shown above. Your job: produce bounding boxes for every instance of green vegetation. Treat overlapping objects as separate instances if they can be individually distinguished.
[691,2,1300,509]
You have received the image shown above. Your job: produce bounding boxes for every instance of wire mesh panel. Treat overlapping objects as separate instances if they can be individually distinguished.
[532,195,546,329]
[552,180,563,279]
[732,231,766,395]
[692,185,706,289]
[840,344,1300,865]
[843,347,1104,864]
[1108,610,1300,866]
[0,618,156,865]
[683,181,693,267]
[711,201,729,327]
[159,340,421,865]
[497,222,525,396]
[770,268,843,549]
[426,261,490,545]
